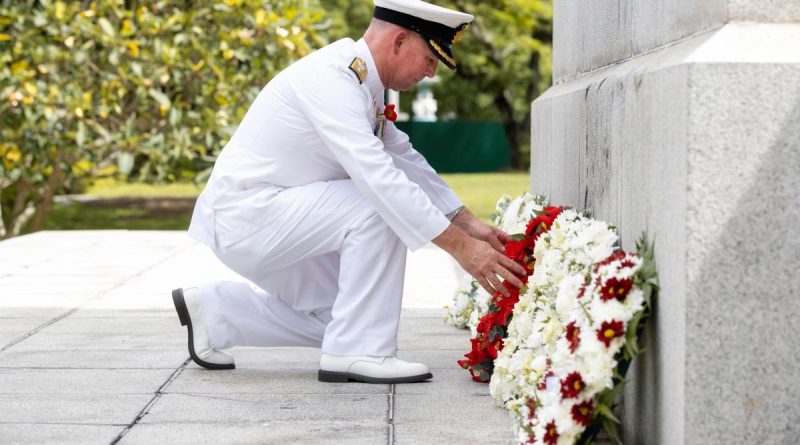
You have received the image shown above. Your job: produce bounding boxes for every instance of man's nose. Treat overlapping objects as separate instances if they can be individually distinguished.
[426,60,438,78]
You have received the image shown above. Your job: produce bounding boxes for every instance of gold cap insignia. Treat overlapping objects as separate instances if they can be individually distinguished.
[452,24,468,44]
[349,57,368,84]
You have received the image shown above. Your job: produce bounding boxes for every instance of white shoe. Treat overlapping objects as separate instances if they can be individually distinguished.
[318,353,432,383]
[172,288,235,370]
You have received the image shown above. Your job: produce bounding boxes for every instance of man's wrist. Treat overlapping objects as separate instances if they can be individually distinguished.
[446,205,466,222]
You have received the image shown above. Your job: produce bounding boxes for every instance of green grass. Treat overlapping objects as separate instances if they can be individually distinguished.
[84,181,205,198]
[441,172,530,222]
[43,203,192,231]
[42,172,529,230]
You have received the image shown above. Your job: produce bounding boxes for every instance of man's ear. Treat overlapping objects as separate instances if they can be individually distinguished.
[392,30,409,55]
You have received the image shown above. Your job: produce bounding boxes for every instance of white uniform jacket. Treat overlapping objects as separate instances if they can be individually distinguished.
[188,38,462,251]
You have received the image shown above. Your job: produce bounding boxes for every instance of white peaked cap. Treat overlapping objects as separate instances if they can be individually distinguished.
[374,0,474,29]
[373,0,474,69]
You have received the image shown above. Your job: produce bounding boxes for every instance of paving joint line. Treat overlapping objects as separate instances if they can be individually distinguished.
[387,383,396,445]
[110,357,191,444]
[0,242,196,352]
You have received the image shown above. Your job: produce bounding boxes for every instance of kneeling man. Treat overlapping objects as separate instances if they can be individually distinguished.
[173,0,525,383]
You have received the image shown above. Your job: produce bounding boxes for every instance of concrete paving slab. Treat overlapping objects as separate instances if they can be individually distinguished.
[0,307,67,319]
[0,393,153,424]
[394,393,508,424]
[394,422,516,444]
[395,348,466,370]
[0,318,52,347]
[0,348,187,369]
[4,330,184,351]
[119,422,387,445]
[141,393,388,424]
[399,308,447,318]
[166,368,389,395]
[0,368,174,394]
[0,232,516,444]
[33,316,180,335]
[394,368,490,395]
[69,308,175,319]
[212,347,321,371]
[397,331,466,350]
[0,424,122,445]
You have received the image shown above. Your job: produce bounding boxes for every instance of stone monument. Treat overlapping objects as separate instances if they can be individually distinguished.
[530,2,800,444]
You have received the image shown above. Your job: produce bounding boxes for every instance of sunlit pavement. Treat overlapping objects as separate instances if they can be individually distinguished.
[0,231,515,444]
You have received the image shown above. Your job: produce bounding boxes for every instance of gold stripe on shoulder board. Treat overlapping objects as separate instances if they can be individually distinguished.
[349,57,368,84]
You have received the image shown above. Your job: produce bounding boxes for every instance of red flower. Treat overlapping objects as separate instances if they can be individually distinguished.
[486,337,503,359]
[538,367,554,390]
[597,320,625,347]
[476,312,497,334]
[566,321,580,353]
[560,371,586,399]
[383,104,398,122]
[504,238,531,264]
[600,276,633,302]
[593,250,638,273]
[543,420,559,444]
[525,206,563,238]
[571,400,594,426]
[526,397,538,418]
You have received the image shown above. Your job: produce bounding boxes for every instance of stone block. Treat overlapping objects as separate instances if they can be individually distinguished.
[729,0,800,21]
[553,1,726,81]
[532,17,800,445]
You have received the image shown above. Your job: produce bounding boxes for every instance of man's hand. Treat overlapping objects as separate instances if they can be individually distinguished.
[433,215,526,298]
[451,208,509,254]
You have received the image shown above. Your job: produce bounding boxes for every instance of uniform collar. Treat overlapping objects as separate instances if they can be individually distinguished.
[354,38,385,105]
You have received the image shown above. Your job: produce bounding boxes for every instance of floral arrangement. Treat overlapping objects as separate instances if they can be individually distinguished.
[445,193,548,333]
[447,196,658,445]
[457,205,564,382]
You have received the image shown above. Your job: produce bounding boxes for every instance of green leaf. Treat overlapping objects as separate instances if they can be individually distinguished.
[596,403,620,424]
[98,17,115,37]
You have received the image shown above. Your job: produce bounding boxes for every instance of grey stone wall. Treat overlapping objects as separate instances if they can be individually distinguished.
[531,2,800,444]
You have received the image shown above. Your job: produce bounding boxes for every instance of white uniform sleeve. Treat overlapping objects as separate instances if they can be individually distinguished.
[381,121,463,216]
[292,70,451,251]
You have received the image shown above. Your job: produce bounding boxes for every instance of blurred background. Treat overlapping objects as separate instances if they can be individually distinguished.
[0,0,552,238]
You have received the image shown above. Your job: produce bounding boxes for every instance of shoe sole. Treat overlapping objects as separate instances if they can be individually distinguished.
[172,288,235,370]
[318,369,433,384]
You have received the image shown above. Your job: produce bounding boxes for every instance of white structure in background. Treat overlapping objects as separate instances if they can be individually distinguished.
[412,77,438,121]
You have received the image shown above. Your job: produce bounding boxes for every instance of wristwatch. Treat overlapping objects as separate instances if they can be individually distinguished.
[446,205,465,221]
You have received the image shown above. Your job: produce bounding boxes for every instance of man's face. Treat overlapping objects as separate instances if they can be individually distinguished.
[390,32,439,91]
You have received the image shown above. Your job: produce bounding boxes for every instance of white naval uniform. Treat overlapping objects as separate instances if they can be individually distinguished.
[188,38,462,357]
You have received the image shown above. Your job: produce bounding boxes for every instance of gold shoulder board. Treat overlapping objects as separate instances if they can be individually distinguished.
[349,57,367,84]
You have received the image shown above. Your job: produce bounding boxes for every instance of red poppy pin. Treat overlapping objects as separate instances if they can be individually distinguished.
[383,104,398,122]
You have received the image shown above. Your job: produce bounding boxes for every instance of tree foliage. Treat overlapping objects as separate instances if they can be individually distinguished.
[0,0,325,237]
[431,0,552,170]
[0,0,551,238]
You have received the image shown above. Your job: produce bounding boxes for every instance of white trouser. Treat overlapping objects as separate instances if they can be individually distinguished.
[200,180,407,357]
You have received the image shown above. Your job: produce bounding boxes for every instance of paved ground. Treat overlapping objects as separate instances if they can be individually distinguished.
[0,231,516,445]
